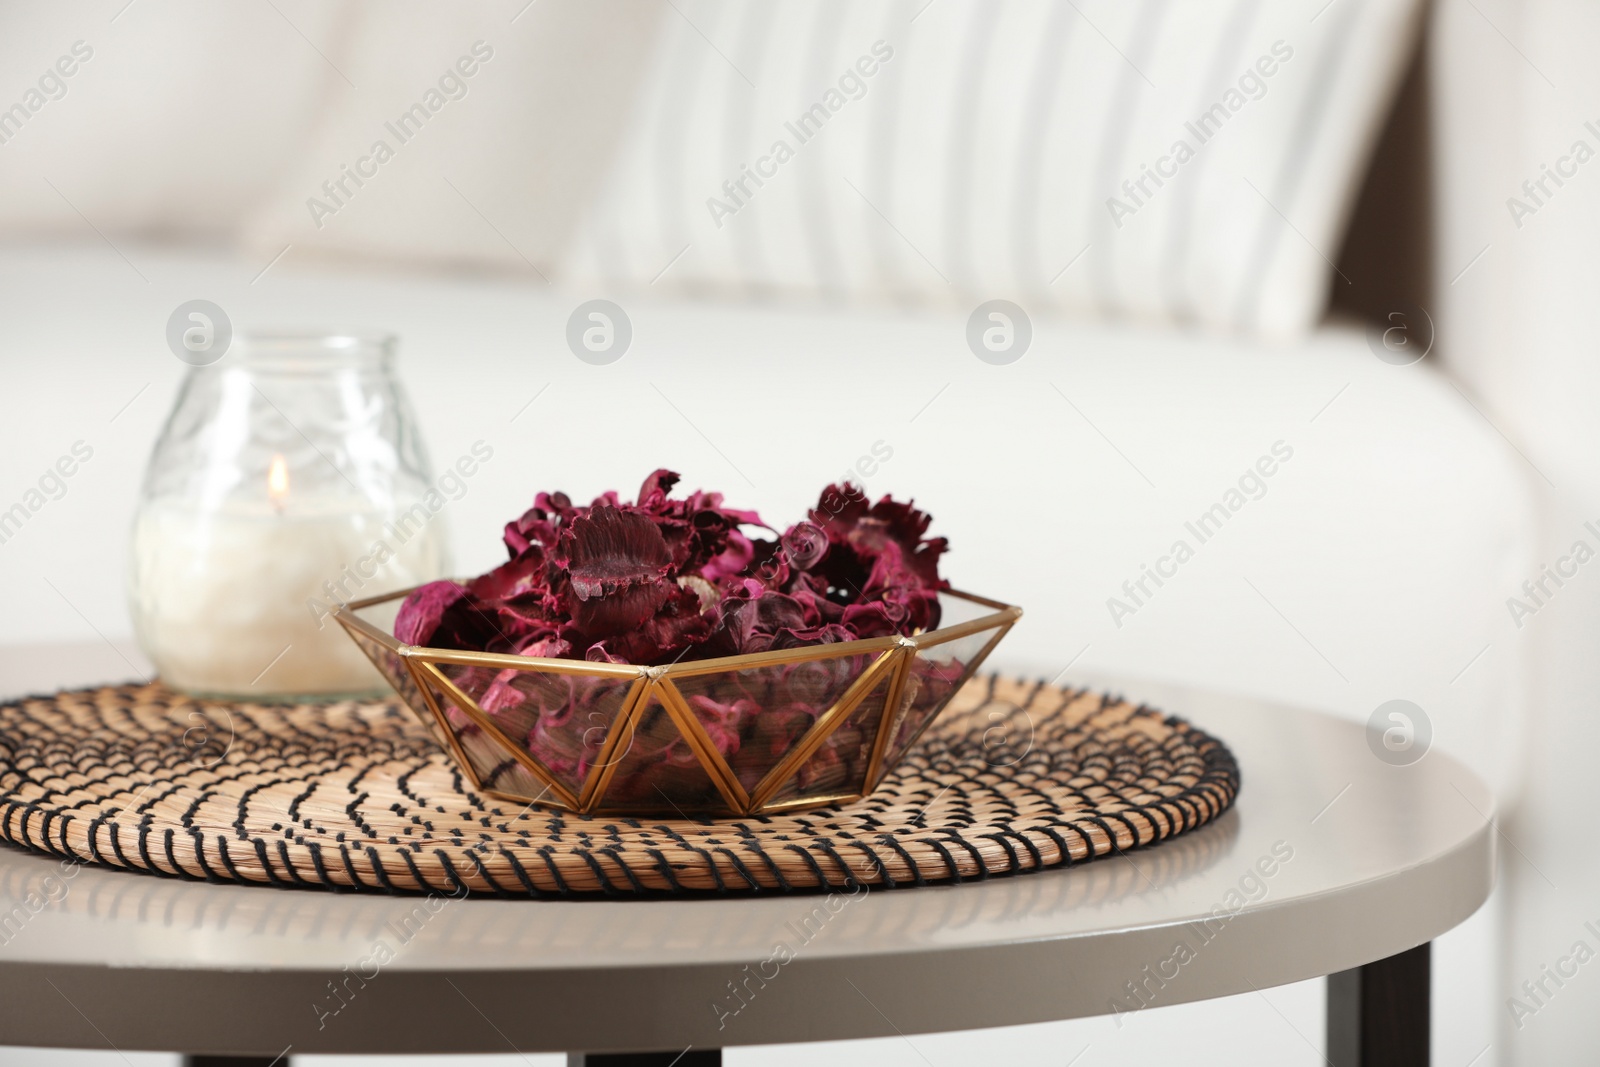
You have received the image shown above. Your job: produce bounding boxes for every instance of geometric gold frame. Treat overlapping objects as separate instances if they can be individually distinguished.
[335,588,1020,818]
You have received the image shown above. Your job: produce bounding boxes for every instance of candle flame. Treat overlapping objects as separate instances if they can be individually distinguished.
[267,454,290,508]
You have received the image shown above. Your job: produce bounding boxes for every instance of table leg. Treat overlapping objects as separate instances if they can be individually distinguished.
[1326,941,1430,1066]
[567,1053,721,1066]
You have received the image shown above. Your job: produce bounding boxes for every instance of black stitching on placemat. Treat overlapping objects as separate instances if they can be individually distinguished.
[498,848,543,895]
[277,840,315,886]
[16,802,44,852]
[980,832,1021,874]
[1034,824,1075,867]
[572,848,620,896]
[53,811,74,856]
[711,846,763,891]
[1081,812,1120,857]
[1170,794,1201,832]
[782,842,831,887]
[306,842,338,889]
[339,843,368,890]
[286,780,318,825]
[1103,811,1148,849]
[34,806,58,855]
[85,814,108,865]
[215,835,250,883]
[918,835,964,881]
[737,839,793,893]
[0,803,22,850]
[107,819,131,868]
[430,850,472,898]
[364,846,404,894]
[644,848,684,891]
[252,837,291,887]
[938,828,990,880]
[875,832,925,886]
[398,847,444,894]
[594,846,650,894]
[847,840,895,889]
[461,849,508,897]
[654,830,727,892]
[813,839,863,890]
[187,829,223,882]
[160,831,195,883]
[535,846,573,896]
[1000,827,1045,870]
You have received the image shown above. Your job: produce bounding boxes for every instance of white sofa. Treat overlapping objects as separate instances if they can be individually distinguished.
[0,0,1565,1063]
[0,244,1527,1064]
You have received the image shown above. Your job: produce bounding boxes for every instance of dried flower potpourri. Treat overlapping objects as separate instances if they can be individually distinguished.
[336,470,1019,813]
[395,469,948,665]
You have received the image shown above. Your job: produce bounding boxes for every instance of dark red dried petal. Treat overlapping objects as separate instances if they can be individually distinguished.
[395,580,512,651]
[637,468,681,510]
[808,482,870,536]
[560,506,672,599]
[768,622,857,649]
[394,580,466,645]
[840,601,898,638]
[781,521,828,570]
[516,634,573,659]
[467,544,549,602]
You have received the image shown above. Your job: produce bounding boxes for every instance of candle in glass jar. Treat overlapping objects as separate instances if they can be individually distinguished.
[130,457,445,698]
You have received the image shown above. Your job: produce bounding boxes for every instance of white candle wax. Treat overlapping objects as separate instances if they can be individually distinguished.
[130,498,445,697]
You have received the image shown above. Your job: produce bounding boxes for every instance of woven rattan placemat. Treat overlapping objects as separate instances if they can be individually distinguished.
[0,675,1238,896]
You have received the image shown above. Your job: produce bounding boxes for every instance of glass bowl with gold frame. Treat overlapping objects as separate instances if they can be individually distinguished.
[336,588,1020,817]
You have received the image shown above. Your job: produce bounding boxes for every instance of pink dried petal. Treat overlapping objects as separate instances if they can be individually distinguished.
[479,669,528,713]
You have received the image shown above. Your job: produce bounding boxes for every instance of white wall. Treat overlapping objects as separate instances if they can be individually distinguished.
[1431,0,1600,1060]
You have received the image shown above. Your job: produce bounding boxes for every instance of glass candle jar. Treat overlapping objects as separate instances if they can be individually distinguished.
[129,334,449,699]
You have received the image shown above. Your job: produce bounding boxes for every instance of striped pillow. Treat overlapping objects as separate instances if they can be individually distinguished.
[561,0,1422,338]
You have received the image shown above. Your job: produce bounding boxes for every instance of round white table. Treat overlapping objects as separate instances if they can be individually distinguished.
[0,650,1493,1067]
